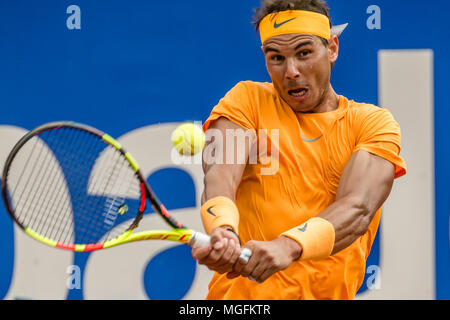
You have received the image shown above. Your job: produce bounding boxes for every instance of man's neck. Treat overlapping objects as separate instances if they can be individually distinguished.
[298,86,339,114]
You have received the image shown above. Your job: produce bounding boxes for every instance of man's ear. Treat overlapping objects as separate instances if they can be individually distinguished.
[328,35,339,64]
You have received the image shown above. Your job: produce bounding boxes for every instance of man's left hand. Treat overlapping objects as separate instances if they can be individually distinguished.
[226,236,302,284]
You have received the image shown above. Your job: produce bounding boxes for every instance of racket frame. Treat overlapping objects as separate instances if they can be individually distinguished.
[1,121,191,252]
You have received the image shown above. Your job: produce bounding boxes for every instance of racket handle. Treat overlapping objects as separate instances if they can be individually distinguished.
[190,231,252,263]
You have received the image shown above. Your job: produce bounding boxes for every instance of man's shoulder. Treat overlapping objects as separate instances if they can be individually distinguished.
[232,80,275,96]
[344,97,392,118]
[346,98,380,112]
[343,97,397,126]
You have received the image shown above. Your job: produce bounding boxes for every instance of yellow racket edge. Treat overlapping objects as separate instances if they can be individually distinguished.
[24,227,195,252]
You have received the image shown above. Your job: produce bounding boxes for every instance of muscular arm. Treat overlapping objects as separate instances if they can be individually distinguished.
[192,117,251,273]
[232,149,396,283]
[319,149,395,254]
[201,117,250,203]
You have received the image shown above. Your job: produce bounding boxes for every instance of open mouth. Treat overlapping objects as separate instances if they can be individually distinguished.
[288,87,308,98]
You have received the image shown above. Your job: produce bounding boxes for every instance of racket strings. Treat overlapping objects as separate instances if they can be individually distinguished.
[19,132,65,231]
[35,128,82,241]
[15,128,88,243]
[59,128,112,244]
[30,128,92,242]
[13,134,51,225]
[96,152,141,242]
[32,128,73,238]
[65,129,140,244]
[10,133,40,204]
[46,128,103,243]
[53,129,134,243]
[80,146,129,244]
[48,128,89,242]
[6,127,142,245]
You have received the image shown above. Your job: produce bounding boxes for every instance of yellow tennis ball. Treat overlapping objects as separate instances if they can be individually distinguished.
[171,122,205,156]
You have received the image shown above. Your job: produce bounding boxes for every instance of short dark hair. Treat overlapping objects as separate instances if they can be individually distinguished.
[252,0,332,46]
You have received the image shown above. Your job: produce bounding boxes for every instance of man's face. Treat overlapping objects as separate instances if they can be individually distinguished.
[262,33,339,113]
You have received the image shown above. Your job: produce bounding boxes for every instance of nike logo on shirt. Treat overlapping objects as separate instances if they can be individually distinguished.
[301,133,323,142]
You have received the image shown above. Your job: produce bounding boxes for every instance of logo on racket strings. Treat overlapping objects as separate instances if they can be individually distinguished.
[103,199,127,227]
[118,204,129,215]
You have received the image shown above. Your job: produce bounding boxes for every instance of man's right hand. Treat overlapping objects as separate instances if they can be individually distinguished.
[191,227,242,274]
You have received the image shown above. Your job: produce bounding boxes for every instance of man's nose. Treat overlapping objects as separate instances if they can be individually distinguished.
[285,58,301,80]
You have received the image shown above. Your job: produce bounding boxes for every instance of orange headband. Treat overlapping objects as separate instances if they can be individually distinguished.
[259,10,331,44]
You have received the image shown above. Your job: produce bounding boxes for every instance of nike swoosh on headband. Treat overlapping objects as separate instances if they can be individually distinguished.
[301,133,323,142]
[273,17,297,29]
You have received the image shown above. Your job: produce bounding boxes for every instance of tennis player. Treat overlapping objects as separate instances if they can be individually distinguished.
[192,0,407,300]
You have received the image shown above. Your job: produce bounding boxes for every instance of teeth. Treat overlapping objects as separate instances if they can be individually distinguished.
[290,89,306,97]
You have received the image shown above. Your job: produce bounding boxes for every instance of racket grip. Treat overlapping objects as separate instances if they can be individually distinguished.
[189,231,252,263]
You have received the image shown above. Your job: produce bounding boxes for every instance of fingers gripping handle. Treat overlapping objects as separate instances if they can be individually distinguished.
[239,248,252,263]
[189,231,211,248]
[190,231,252,263]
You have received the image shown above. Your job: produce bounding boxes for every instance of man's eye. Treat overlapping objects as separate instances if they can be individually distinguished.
[270,55,284,62]
[298,50,312,57]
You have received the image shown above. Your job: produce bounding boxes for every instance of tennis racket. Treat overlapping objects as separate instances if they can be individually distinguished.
[1,121,251,262]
